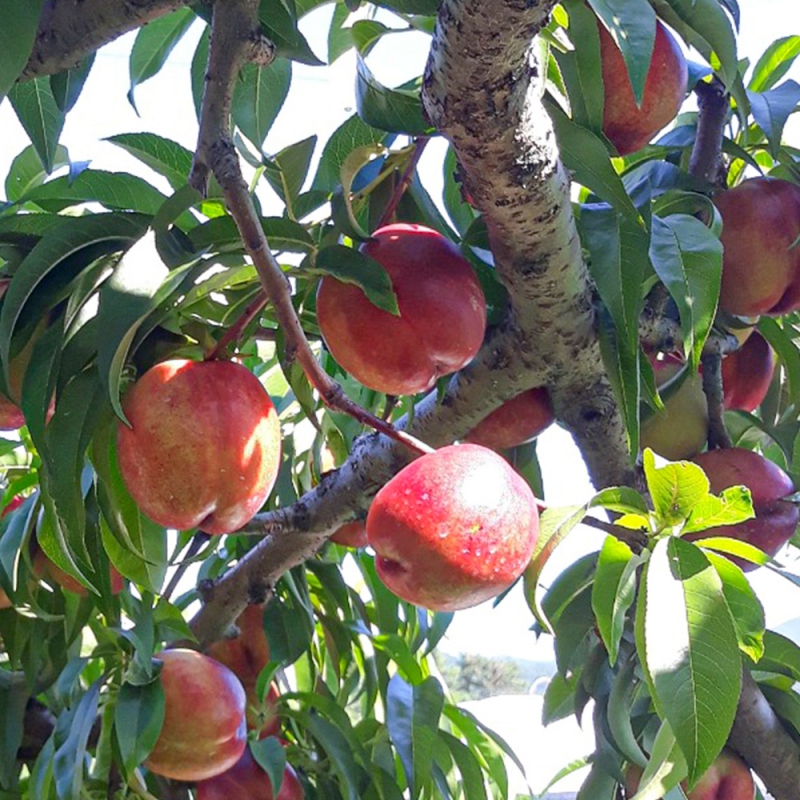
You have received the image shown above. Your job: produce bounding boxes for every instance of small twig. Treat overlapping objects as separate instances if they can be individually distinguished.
[381,395,398,421]
[701,352,733,450]
[580,514,649,553]
[163,532,212,601]
[189,0,434,458]
[688,77,729,187]
[686,78,732,452]
[376,137,430,229]
[205,294,268,360]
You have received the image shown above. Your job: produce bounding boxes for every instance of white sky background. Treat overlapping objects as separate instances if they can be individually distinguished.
[1,2,799,663]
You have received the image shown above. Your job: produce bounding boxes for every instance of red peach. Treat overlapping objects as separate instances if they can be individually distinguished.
[463,388,555,450]
[145,649,247,782]
[598,18,688,155]
[722,331,775,412]
[117,359,281,535]
[196,747,303,800]
[716,178,800,317]
[367,444,539,611]
[689,448,798,571]
[316,224,487,396]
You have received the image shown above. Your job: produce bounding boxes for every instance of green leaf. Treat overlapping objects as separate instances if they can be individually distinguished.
[637,537,741,785]
[631,717,688,800]
[328,3,355,63]
[313,245,399,315]
[759,685,800,740]
[523,506,589,632]
[127,8,195,108]
[21,170,171,216]
[607,658,648,766]
[250,737,287,797]
[747,81,800,157]
[587,0,656,106]
[591,486,649,516]
[374,0,440,13]
[5,143,70,203]
[258,0,324,66]
[581,205,650,450]
[232,58,293,150]
[0,213,149,370]
[38,369,109,585]
[50,53,96,114]
[106,133,195,190]
[760,631,800,682]
[355,57,431,136]
[440,733,488,800]
[312,114,388,193]
[558,0,605,131]
[190,27,209,120]
[592,536,641,664]
[748,36,800,92]
[386,675,445,800]
[649,213,722,370]
[442,705,516,797]
[543,671,580,724]
[0,679,28,787]
[596,308,641,455]
[705,552,765,662]
[263,135,318,212]
[582,204,650,353]
[188,215,314,254]
[53,680,101,800]
[543,94,641,224]
[441,146,477,236]
[303,713,364,800]
[114,680,165,776]
[642,449,711,528]
[352,20,393,56]
[681,486,754,534]
[7,77,66,173]
[97,233,196,421]
[759,317,800,408]
[93,423,168,592]
[650,0,738,89]
[0,0,45,100]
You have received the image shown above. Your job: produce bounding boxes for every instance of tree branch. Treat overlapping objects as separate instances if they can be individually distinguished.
[189,0,433,458]
[729,671,800,800]
[688,78,729,186]
[684,61,800,800]
[22,0,193,80]
[422,0,634,491]
[190,324,549,645]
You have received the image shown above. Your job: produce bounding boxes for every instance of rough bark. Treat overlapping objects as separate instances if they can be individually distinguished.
[23,0,193,80]
[422,0,634,492]
[730,671,800,799]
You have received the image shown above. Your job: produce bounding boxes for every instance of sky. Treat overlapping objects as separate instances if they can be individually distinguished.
[1,2,799,664]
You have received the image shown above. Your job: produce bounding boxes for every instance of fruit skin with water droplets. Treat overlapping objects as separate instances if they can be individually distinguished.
[117,359,281,535]
[316,224,487,396]
[366,444,539,612]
